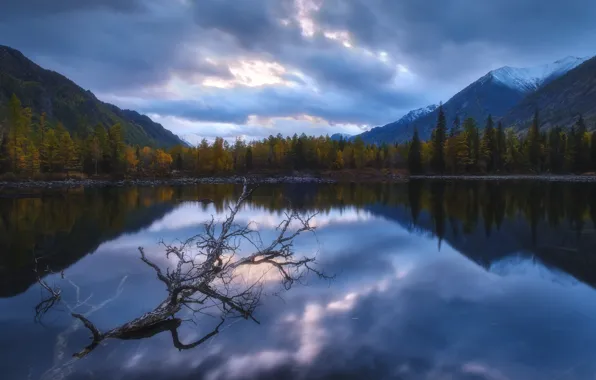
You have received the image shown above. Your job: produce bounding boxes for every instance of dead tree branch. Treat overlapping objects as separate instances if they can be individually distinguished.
[36,177,328,358]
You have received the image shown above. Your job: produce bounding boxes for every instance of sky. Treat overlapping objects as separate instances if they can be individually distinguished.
[1,0,595,143]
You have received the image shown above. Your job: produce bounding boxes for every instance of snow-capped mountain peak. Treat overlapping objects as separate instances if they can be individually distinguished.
[486,56,588,92]
[399,104,439,124]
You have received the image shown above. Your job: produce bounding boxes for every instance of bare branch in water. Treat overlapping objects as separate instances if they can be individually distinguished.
[36,177,329,358]
[33,258,62,324]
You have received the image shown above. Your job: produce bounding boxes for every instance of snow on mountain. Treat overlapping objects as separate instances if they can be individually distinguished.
[399,104,439,124]
[486,56,588,92]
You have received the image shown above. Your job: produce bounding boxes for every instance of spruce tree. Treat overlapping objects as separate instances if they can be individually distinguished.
[527,109,541,172]
[591,130,596,171]
[450,115,461,137]
[574,115,588,172]
[408,128,423,174]
[245,146,253,171]
[480,115,496,172]
[496,121,506,171]
[463,117,479,171]
[430,104,447,173]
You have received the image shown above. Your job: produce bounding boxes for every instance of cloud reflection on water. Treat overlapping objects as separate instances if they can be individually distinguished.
[3,201,596,380]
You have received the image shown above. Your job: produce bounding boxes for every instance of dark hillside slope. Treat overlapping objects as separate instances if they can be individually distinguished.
[502,56,596,130]
[0,45,184,147]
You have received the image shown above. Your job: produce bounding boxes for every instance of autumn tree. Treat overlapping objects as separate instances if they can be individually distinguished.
[124,146,139,174]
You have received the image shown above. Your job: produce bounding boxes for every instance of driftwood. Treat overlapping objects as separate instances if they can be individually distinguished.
[35,178,329,358]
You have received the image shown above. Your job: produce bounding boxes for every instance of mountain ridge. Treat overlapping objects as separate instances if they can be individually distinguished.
[355,56,591,144]
[502,55,596,130]
[0,45,185,148]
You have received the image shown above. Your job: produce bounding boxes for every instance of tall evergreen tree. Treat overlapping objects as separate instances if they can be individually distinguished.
[408,128,423,174]
[430,104,447,173]
[462,117,479,171]
[450,115,461,137]
[574,115,588,172]
[495,121,506,171]
[527,109,542,172]
[591,130,596,171]
[548,127,564,173]
[480,115,496,172]
[245,146,253,171]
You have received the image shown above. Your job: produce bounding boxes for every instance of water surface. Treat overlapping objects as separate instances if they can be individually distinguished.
[2,181,596,380]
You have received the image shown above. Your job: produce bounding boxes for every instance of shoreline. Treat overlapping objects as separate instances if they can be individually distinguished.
[410,174,596,182]
[2,173,596,191]
[0,176,338,190]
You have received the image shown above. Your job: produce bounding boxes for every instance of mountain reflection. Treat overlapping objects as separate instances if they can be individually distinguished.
[2,181,596,380]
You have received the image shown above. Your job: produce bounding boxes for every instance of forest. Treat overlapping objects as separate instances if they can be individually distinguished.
[409,105,596,174]
[1,93,596,180]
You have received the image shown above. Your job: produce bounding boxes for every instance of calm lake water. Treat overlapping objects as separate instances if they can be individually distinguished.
[2,181,596,380]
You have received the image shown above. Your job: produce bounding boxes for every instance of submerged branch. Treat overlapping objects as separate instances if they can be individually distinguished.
[36,177,328,358]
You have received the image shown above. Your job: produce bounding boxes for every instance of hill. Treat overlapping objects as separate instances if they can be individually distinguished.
[0,45,184,147]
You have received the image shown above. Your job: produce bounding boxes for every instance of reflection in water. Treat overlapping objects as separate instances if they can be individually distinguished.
[1,181,596,379]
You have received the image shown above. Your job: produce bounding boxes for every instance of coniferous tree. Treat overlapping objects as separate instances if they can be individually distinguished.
[480,115,496,172]
[450,115,461,137]
[462,117,479,171]
[574,115,588,172]
[591,130,596,171]
[408,128,423,174]
[430,104,447,173]
[527,110,542,172]
[549,127,564,173]
[495,121,506,171]
[245,146,253,171]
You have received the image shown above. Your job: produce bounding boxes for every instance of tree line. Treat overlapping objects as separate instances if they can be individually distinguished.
[0,94,411,179]
[408,105,596,174]
[3,93,596,179]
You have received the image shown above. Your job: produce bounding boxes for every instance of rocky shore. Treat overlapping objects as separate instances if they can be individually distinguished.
[0,175,337,190]
[410,174,596,182]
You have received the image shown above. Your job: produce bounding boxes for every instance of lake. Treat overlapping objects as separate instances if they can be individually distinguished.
[2,181,596,380]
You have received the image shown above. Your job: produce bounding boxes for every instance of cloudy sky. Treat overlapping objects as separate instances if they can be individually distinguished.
[2,0,595,142]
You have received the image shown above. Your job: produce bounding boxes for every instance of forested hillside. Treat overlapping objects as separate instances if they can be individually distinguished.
[0,45,184,148]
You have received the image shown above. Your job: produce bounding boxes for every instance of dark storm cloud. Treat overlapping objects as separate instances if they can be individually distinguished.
[1,0,595,135]
[0,1,205,91]
[0,0,145,19]
[315,0,596,81]
[193,0,302,52]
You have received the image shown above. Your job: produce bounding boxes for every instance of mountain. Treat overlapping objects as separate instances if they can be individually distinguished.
[356,56,588,144]
[0,45,185,148]
[502,56,596,130]
[330,133,353,142]
[357,104,438,144]
[488,56,588,92]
